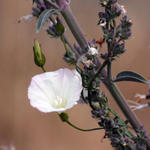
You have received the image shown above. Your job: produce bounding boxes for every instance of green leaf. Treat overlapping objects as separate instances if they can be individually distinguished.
[113,71,148,84]
[36,9,58,33]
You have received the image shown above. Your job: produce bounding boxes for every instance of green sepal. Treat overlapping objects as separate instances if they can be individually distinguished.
[59,112,69,122]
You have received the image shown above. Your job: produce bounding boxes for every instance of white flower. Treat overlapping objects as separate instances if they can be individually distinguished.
[88,47,98,55]
[28,68,83,113]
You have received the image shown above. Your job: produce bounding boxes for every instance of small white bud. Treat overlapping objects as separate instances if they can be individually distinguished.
[88,47,98,55]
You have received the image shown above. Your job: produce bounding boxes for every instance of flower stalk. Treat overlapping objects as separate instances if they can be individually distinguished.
[65,120,103,132]
[60,4,88,50]
[41,66,46,72]
[59,112,103,132]
[57,1,150,148]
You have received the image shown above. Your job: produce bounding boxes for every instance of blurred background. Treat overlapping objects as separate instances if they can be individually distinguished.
[0,0,150,149]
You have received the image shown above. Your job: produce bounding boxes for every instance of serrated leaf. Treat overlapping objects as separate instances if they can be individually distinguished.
[36,9,58,33]
[113,71,148,84]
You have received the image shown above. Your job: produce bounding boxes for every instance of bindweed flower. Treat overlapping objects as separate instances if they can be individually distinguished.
[28,68,83,113]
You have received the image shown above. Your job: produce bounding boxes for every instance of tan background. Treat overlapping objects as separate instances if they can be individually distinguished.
[0,0,150,149]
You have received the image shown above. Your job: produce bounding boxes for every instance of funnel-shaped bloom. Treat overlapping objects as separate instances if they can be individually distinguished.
[28,68,83,113]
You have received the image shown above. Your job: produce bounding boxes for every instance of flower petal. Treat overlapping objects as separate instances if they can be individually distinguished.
[28,68,83,113]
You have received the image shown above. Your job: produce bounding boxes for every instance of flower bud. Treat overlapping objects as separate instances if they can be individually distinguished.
[59,112,69,122]
[55,17,65,36]
[33,40,46,67]
[88,47,98,55]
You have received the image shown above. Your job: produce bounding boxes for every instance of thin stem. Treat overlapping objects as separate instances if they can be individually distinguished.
[62,35,74,51]
[107,58,112,80]
[65,120,103,132]
[60,35,68,52]
[61,34,79,57]
[60,6,88,50]
[88,59,109,89]
[104,81,141,129]
[41,66,46,72]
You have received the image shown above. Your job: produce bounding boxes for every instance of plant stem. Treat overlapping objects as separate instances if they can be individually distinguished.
[60,6,88,50]
[62,35,74,52]
[41,66,46,72]
[60,35,68,51]
[58,1,150,148]
[65,120,103,132]
[103,79,150,147]
[88,59,109,89]
[60,34,79,58]
[107,58,112,80]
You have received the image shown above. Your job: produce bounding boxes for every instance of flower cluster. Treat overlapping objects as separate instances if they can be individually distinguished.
[32,0,55,17]
[91,94,147,149]
[32,0,66,38]
[98,0,132,58]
